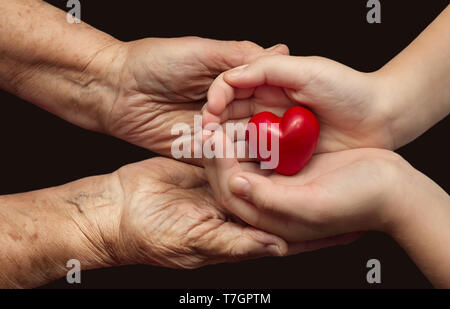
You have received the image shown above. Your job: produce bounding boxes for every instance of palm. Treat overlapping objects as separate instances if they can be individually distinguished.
[114,158,284,269]
[205,141,396,242]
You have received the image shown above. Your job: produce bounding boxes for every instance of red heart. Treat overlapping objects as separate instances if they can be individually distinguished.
[246,106,320,176]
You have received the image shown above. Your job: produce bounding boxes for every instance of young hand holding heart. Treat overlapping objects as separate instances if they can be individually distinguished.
[202,55,395,154]
[200,55,400,240]
[201,53,450,288]
[202,133,422,244]
[200,56,410,241]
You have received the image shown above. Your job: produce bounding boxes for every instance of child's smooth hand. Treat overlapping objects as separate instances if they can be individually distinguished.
[203,132,422,243]
[202,55,393,153]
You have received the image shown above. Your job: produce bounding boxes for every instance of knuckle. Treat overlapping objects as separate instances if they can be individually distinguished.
[238,40,260,50]
[274,44,290,54]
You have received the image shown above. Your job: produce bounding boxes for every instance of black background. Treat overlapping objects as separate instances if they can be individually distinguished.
[1,0,449,289]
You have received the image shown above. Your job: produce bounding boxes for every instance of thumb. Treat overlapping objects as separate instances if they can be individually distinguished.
[228,172,318,219]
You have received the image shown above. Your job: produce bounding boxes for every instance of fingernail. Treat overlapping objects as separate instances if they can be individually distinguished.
[266,43,283,51]
[267,244,283,257]
[226,65,248,78]
[229,176,250,197]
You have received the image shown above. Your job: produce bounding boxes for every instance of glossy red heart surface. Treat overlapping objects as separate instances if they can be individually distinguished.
[246,106,320,176]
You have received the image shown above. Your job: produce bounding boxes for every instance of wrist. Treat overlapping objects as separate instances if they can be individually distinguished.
[367,69,404,151]
[361,151,422,234]
[0,173,123,288]
[381,163,450,287]
[377,155,447,238]
[51,172,126,269]
[0,0,130,134]
[74,40,129,133]
[373,63,449,150]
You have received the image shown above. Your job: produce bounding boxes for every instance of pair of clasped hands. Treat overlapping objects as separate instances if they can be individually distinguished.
[196,43,450,287]
[0,1,448,288]
[199,46,449,258]
[119,32,450,287]
[115,28,449,286]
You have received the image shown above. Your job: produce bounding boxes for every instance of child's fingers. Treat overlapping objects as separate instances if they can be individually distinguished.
[219,85,294,120]
[202,133,260,225]
[202,103,251,132]
[202,109,222,127]
[206,92,293,126]
[205,73,235,116]
[202,98,287,129]
[252,85,295,107]
[226,99,294,120]
[222,118,250,140]
[222,100,255,122]
[206,71,255,117]
[241,43,290,65]
[224,55,314,90]
[239,162,273,176]
[228,172,319,219]
[204,99,254,125]
[202,132,286,231]
[233,140,259,163]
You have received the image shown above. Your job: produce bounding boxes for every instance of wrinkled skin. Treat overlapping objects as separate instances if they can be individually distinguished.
[102,37,289,164]
[108,157,285,269]
[92,157,359,269]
